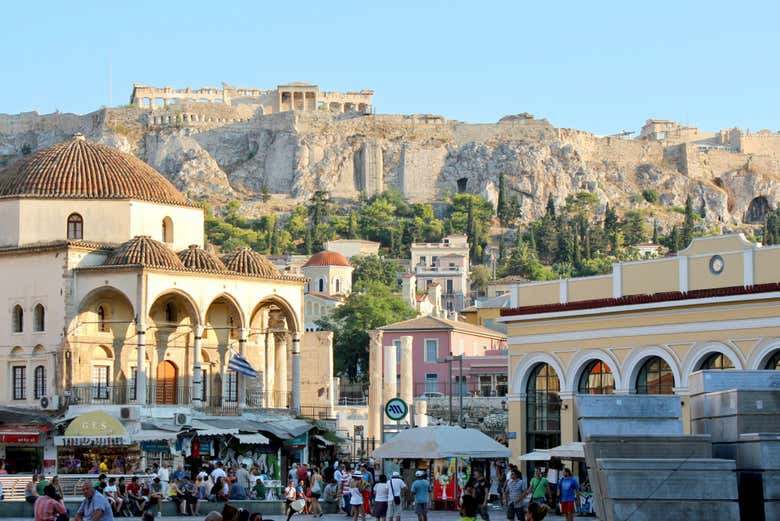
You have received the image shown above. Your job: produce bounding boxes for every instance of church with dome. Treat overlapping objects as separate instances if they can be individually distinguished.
[0,135,329,474]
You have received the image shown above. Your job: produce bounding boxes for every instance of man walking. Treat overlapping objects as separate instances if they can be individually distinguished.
[410,470,430,521]
[528,468,550,505]
[557,468,579,521]
[469,470,490,521]
[387,471,406,521]
[503,469,526,521]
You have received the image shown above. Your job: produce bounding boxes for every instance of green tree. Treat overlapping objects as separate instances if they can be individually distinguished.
[351,255,401,290]
[765,209,780,245]
[316,282,416,379]
[497,173,510,225]
[622,211,647,245]
[470,264,493,297]
[603,203,619,251]
[682,195,696,248]
[448,193,494,261]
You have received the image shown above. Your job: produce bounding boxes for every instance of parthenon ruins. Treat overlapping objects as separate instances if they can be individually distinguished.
[130,82,374,114]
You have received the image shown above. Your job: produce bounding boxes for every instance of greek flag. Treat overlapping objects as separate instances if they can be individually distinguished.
[228,352,257,378]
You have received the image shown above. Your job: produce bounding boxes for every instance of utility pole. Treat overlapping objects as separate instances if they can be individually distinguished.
[448,357,453,425]
[456,355,464,427]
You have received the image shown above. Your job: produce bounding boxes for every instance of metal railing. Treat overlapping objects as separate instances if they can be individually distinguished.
[413,381,508,398]
[298,405,335,419]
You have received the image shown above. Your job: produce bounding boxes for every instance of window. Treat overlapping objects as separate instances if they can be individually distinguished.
[419,256,426,266]
[526,363,561,453]
[578,360,615,395]
[129,367,138,400]
[394,340,402,366]
[765,351,780,370]
[201,369,209,402]
[97,306,107,332]
[431,256,439,267]
[496,375,508,396]
[698,353,735,371]
[317,278,325,293]
[34,365,46,399]
[12,366,26,400]
[12,305,23,333]
[424,339,438,362]
[92,365,111,400]
[226,372,238,402]
[335,278,341,294]
[479,375,493,396]
[425,373,439,393]
[67,213,83,240]
[635,357,674,395]
[33,304,45,332]
[446,279,454,294]
[162,217,173,243]
[165,302,177,323]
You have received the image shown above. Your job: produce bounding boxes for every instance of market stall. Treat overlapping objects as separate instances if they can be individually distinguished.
[55,411,139,474]
[372,426,511,510]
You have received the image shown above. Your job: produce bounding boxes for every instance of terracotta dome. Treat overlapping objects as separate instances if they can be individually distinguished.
[302,250,351,268]
[178,245,227,271]
[0,135,189,206]
[105,236,185,269]
[223,248,281,278]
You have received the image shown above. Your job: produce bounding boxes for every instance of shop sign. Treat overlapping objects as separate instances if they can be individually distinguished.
[140,441,170,453]
[0,433,40,444]
[55,435,133,447]
[283,433,308,449]
[507,432,517,440]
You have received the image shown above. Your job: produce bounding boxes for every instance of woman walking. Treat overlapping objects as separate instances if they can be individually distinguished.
[350,476,366,521]
[372,474,389,521]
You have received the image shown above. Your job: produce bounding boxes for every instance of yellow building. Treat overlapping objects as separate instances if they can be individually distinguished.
[499,234,780,458]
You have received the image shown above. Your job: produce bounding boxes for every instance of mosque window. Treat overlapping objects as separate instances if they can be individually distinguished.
[162,217,174,243]
[165,302,177,323]
[34,366,46,399]
[317,278,325,293]
[97,306,107,332]
[33,304,45,332]
[12,366,26,400]
[636,356,674,394]
[226,372,238,402]
[12,305,23,333]
[335,278,342,293]
[67,213,83,240]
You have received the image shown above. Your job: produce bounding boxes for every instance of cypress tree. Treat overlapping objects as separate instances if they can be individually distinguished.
[682,195,695,248]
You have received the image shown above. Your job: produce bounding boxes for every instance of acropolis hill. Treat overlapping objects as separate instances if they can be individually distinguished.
[1,81,779,229]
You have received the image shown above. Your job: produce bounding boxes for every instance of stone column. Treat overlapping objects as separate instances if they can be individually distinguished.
[367,330,384,441]
[291,332,301,414]
[399,335,414,407]
[383,344,397,405]
[274,332,288,407]
[136,321,147,405]
[238,328,249,408]
[266,333,276,406]
[192,325,203,408]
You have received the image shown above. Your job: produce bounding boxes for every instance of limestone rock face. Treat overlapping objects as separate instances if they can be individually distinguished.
[1,107,779,228]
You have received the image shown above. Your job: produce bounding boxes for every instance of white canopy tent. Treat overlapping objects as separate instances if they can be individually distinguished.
[517,450,551,461]
[372,426,511,459]
[548,442,585,460]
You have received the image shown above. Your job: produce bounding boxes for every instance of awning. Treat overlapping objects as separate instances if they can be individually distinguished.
[0,425,44,444]
[188,420,239,437]
[133,430,180,442]
[313,435,333,447]
[235,433,271,445]
[372,426,511,459]
[547,442,585,460]
[517,450,551,461]
[56,411,132,446]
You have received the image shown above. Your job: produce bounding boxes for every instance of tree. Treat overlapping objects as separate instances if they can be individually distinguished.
[470,265,493,297]
[497,173,510,225]
[765,209,780,245]
[546,193,556,218]
[351,255,401,290]
[316,282,416,379]
[603,203,619,251]
[622,211,647,245]
[682,195,696,248]
[449,193,494,261]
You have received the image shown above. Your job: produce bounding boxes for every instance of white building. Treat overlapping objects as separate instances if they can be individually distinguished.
[301,251,354,330]
[409,234,471,312]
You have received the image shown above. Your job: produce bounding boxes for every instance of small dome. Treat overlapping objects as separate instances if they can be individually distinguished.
[105,236,185,269]
[223,248,281,278]
[178,245,227,271]
[302,250,351,268]
[0,136,189,206]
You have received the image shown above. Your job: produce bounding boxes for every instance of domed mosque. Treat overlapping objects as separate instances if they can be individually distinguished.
[0,136,314,474]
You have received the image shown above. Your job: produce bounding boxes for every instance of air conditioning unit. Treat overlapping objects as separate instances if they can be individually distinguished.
[40,395,60,410]
[174,413,192,427]
[120,407,139,421]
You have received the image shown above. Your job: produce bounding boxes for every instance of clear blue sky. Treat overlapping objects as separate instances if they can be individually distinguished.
[2,0,778,135]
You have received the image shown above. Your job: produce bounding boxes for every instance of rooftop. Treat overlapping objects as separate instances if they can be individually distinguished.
[379,315,507,340]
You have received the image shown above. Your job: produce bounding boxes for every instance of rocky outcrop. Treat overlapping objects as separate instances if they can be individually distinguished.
[1,106,779,227]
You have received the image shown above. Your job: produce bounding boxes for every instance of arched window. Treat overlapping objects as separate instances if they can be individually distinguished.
[335,278,342,293]
[317,278,325,293]
[165,302,177,323]
[33,304,45,332]
[636,356,674,394]
[34,366,46,399]
[764,351,780,370]
[162,217,173,243]
[526,363,561,453]
[67,213,83,240]
[12,305,23,333]
[97,306,107,332]
[578,360,615,394]
[698,352,735,371]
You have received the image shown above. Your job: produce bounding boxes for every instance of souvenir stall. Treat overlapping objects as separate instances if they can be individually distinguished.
[372,426,511,510]
[55,411,139,474]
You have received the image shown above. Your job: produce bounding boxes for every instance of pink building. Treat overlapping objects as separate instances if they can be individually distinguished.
[378,316,508,398]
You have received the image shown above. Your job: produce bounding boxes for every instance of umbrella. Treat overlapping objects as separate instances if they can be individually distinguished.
[547,442,585,460]
[517,450,551,461]
[372,426,511,459]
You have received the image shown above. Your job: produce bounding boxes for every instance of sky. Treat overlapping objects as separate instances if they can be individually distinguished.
[2,0,778,135]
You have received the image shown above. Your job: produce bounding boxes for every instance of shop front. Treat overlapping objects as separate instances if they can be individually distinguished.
[0,425,48,474]
[55,411,139,474]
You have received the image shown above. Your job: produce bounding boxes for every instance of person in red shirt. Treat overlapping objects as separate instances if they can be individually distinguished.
[125,476,145,515]
[34,485,67,521]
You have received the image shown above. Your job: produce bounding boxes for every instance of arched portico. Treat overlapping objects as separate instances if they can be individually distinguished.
[203,294,245,409]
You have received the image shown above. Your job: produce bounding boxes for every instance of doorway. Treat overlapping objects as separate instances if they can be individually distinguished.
[156,360,178,404]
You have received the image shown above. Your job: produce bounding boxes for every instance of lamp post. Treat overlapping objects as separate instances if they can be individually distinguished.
[438,354,465,427]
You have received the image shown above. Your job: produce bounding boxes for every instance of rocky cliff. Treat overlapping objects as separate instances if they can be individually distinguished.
[1,105,778,228]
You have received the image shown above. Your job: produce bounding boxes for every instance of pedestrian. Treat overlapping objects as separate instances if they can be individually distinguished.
[341,465,353,516]
[34,485,67,521]
[524,502,549,521]
[237,463,251,491]
[158,462,170,495]
[372,474,389,521]
[285,480,299,521]
[75,482,114,521]
[25,475,40,504]
[504,469,527,521]
[349,475,366,521]
[528,468,550,505]
[460,495,478,521]
[469,470,490,521]
[387,471,406,521]
[410,470,430,521]
[309,468,324,517]
[556,468,579,521]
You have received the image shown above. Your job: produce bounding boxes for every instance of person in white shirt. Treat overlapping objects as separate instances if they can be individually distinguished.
[373,474,390,521]
[387,471,407,521]
[211,462,227,482]
[157,462,170,495]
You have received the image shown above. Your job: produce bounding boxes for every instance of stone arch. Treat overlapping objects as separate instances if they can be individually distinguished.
[251,296,301,334]
[623,346,682,393]
[510,352,567,396]
[148,288,202,327]
[747,338,780,370]
[32,344,46,355]
[681,341,744,386]
[77,286,136,337]
[204,293,245,345]
[10,346,24,357]
[567,349,623,394]
[745,196,771,224]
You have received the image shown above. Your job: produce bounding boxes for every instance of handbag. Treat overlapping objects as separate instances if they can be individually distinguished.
[389,479,401,505]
